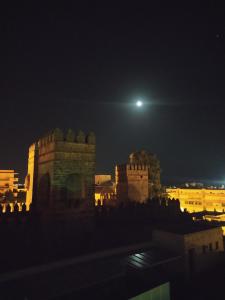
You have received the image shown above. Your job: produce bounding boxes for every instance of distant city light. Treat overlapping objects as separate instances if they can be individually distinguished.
[136,100,143,107]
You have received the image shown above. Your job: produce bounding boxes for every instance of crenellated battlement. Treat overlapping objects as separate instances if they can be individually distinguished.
[115,163,149,203]
[126,163,149,171]
[38,128,96,147]
[115,163,149,173]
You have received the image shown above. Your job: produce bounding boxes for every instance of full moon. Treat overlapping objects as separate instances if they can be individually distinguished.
[136,100,143,107]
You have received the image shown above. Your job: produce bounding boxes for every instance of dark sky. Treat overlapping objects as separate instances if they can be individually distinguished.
[1,2,225,184]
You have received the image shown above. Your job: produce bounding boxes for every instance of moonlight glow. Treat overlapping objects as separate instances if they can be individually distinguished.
[136,100,143,107]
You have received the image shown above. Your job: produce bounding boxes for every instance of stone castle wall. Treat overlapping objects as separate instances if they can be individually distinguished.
[26,128,96,213]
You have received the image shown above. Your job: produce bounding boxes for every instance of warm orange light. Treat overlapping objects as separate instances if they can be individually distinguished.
[167,188,225,213]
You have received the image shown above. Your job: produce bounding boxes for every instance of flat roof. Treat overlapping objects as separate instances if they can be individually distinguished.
[154,223,221,235]
[0,245,178,299]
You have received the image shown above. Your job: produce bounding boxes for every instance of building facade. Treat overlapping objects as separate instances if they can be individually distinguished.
[115,164,149,203]
[0,170,18,195]
[0,170,27,212]
[167,188,225,213]
[95,175,111,185]
[94,175,116,206]
[153,227,224,255]
[25,128,96,212]
[153,226,224,274]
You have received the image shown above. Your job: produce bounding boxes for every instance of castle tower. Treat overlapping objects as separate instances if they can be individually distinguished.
[129,150,161,198]
[25,128,96,213]
[115,164,149,203]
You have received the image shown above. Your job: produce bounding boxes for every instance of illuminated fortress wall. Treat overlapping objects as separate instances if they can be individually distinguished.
[116,164,149,203]
[25,143,38,210]
[167,188,225,212]
[26,128,96,212]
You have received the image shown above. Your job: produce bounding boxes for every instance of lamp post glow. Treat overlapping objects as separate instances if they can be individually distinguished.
[136,100,143,107]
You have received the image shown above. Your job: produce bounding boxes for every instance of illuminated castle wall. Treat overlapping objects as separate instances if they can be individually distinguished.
[115,164,149,203]
[26,128,96,212]
[25,143,38,210]
[167,188,225,213]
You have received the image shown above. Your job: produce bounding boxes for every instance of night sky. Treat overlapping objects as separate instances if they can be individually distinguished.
[1,2,225,184]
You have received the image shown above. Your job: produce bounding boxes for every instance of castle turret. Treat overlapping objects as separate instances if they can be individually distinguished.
[129,150,161,198]
[115,163,149,203]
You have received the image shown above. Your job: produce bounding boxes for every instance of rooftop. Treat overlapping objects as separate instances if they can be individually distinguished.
[123,246,179,270]
[0,244,178,299]
[154,222,221,235]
